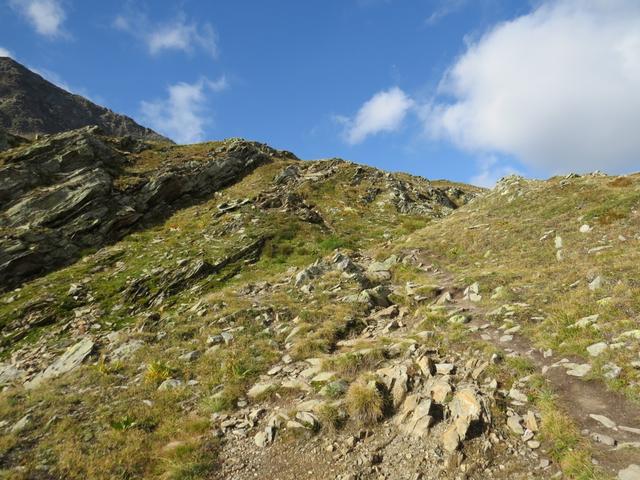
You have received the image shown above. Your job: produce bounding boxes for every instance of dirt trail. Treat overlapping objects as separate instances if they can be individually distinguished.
[216,254,638,479]
[474,317,640,471]
[427,267,640,476]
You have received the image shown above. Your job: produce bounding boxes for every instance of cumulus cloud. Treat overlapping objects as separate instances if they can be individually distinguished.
[340,87,414,144]
[140,77,227,144]
[425,0,640,174]
[0,47,12,57]
[10,0,66,38]
[114,11,218,58]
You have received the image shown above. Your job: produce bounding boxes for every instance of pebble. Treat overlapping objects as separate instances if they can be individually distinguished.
[588,276,603,291]
[448,314,471,325]
[157,378,183,391]
[508,388,528,403]
[566,363,591,377]
[603,363,622,379]
[178,350,201,362]
[591,432,616,446]
[507,414,524,435]
[435,363,455,375]
[589,414,617,430]
[524,411,539,432]
[247,381,278,399]
[586,342,608,357]
[571,314,599,328]
[618,464,640,480]
[11,415,30,433]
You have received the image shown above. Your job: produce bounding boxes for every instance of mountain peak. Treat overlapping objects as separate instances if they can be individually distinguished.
[0,57,171,143]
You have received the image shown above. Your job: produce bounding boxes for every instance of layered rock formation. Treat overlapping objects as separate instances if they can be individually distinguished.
[0,127,290,289]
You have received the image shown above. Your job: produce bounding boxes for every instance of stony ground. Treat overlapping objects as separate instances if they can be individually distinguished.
[0,133,639,480]
[210,250,640,479]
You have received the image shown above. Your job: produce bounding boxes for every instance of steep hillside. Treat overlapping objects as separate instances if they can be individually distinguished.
[0,128,27,152]
[0,126,293,289]
[0,132,490,480]
[0,58,170,143]
[0,132,638,480]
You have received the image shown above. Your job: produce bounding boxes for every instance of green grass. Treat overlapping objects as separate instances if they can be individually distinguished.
[387,174,640,401]
[322,348,385,379]
[535,390,608,480]
[318,235,355,253]
[4,143,636,479]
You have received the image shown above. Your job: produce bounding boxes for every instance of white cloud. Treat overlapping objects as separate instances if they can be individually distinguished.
[426,0,467,25]
[425,0,640,174]
[114,11,218,58]
[469,156,521,188]
[140,77,227,144]
[341,87,414,144]
[10,0,66,38]
[0,47,12,57]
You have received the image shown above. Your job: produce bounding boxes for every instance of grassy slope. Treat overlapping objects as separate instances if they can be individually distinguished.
[0,147,463,479]
[4,149,637,479]
[384,173,640,402]
[362,173,640,480]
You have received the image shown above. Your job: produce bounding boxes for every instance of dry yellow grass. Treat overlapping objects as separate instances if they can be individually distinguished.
[345,379,384,425]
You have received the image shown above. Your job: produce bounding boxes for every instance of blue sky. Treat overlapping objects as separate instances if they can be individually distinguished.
[2,1,640,185]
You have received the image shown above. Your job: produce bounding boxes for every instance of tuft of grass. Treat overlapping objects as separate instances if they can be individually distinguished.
[535,310,603,357]
[159,438,219,480]
[322,348,385,379]
[317,403,344,432]
[95,355,123,376]
[609,177,633,188]
[289,317,354,360]
[202,383,246,413]
[345,379,384,425]
[144,361,173,386]
[318,235,354,253]
[415,311,448,330]
[110,416,137,431]
[535,390,606,480]
[505,356,536,378]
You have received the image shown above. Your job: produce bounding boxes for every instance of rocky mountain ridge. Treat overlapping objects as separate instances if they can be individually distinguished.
[0,126,292,289]
[0,124,639,480]
[0,57,171,143]
[0,126,473,290]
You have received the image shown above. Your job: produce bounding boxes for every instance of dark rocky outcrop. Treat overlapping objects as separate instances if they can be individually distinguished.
[0,57,171,143]
[0,127,28,152]
[0,127,287,289]
[123,237,267,309]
